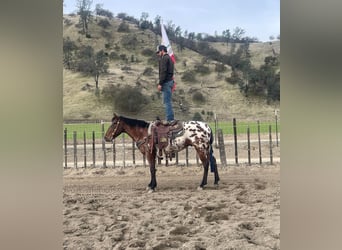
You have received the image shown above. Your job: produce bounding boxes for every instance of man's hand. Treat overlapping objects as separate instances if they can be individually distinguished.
[157,84,162,91]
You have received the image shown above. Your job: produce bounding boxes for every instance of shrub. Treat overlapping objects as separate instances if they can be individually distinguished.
[119,54,128,62]
[117,21,130,32]
[192,91,205,104]
[181,70,196,82]
[121,65,131,71]
[64,18,72,26]
[101,30,112,40]
[215,63,226,72]
[193,112,203,121]
[102,85,149,113]
[98,19,111,29]
[143,67,153,76]
[194,64,210,75]
[141,48,154,57]
[121,34,138,50]
[109,51,119,60]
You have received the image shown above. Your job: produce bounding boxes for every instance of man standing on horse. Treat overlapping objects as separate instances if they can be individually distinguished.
[156,45,175,122]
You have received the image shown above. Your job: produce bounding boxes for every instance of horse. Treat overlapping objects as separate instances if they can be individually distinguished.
[104,113,220,191]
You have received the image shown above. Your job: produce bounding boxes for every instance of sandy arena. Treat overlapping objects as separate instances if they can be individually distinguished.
[63,163,280,249]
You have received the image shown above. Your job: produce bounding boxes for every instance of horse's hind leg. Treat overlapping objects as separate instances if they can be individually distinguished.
[211,155,220,185]
[198,151,209,188]
[200,160,209,188]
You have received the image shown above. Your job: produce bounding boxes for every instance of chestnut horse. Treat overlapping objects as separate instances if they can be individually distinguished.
[104,113,220,191]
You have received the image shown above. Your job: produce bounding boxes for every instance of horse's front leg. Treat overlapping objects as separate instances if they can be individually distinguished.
[149,162,157,191]
[147,150,157,191]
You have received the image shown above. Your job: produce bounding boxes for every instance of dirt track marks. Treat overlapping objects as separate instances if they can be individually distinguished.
[63,165,280,249]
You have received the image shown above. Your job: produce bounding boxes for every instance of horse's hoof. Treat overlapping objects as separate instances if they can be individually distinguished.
[147,188,155,193]
[197,186,203,191]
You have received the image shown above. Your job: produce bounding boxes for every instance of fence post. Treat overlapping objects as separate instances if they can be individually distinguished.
[64,128,67,168]
[132,139,135,165]
[257,121,262,164]
[247,125,251,166]
[275,114,279,147]
[214,113,218,148]
[233,118,238,165]
[269,125,273,165]
[101,122,107,168]
[92,131,95,167]
[176,151,179,165]
[186,147,189,167]
[122,134,126,168]
[73,131,77,169]
[165,156,169,167]
[217,128,227,167]
[113,139,116,168]
[83,131,87,168]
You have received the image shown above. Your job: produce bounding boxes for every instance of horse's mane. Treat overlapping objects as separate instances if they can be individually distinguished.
[119,115,150,128]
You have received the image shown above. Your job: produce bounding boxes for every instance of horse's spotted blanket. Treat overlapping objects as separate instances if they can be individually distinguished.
[172,121,212,153]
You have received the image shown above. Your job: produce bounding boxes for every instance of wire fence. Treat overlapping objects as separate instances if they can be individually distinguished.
[63,116,280,168]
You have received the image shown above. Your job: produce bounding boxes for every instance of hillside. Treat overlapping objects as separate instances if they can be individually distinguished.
[63,14,280,122]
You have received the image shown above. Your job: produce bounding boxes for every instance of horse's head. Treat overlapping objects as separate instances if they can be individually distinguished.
[104,113,124,142]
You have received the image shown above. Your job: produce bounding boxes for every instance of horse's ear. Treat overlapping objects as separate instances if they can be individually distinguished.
[113,112,117,117]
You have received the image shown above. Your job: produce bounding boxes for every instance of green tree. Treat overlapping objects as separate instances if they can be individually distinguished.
[153,15,161,34]
[232,27,245,42]
[63,37,78,70]
[76,45,94,72]
[76,0,93,35]
[222,29,231,46]
[139,12,150,30]
[92,50,109,89]
[76,47,108,89]
[95,4,113,19]
[244,55,280,102]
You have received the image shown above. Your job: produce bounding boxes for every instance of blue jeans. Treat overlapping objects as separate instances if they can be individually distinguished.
[162,80,174,121]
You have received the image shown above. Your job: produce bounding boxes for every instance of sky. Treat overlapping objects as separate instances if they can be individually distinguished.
[63,0,280,42]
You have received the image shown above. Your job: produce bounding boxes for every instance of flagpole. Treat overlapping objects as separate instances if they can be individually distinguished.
[159,19,176,90]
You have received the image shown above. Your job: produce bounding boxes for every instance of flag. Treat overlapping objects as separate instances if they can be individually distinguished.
[161,23,176,64]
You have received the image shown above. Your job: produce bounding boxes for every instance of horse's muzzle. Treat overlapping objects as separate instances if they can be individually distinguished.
[103,136,112,142]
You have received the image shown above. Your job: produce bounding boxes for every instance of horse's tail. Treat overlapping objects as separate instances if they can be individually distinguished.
[209,129,216,173]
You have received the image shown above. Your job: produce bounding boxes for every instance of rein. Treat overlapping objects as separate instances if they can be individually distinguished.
[111,120,120,138]
[136,135,152,152]
[136,137,147,148]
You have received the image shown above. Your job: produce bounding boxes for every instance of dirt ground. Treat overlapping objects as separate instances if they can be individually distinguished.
[63,163,280,249]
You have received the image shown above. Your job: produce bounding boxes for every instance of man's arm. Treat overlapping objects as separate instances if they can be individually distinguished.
[159,55,169,85]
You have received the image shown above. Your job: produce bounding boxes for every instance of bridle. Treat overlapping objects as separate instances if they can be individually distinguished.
[109,120,120,139]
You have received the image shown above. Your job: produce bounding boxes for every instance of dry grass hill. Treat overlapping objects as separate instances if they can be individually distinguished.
[63,14,280,122]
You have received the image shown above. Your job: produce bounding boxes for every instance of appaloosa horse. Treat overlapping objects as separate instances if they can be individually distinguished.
[104,113,220,191]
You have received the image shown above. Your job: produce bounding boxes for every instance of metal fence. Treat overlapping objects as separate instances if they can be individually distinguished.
[63,117,280,168]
